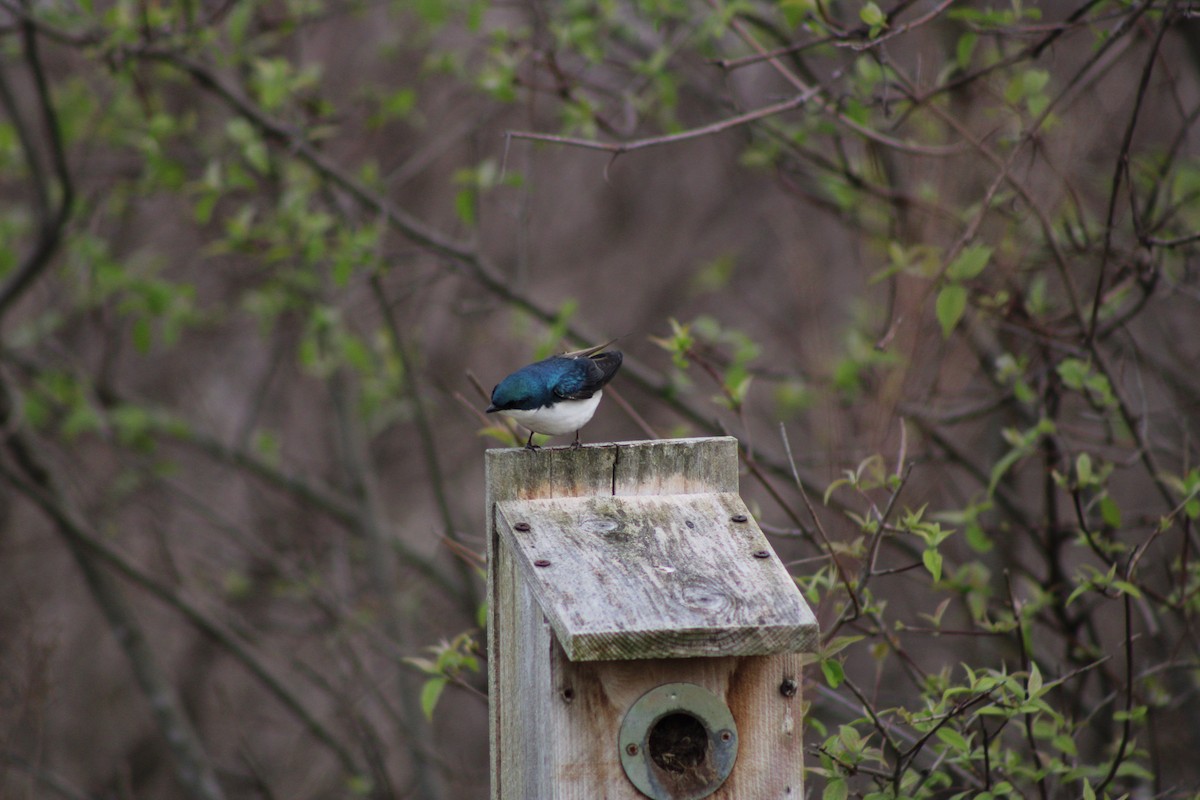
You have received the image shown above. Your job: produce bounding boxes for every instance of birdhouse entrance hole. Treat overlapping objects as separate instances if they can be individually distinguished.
[618,682,737,800]
[648,713,707,772]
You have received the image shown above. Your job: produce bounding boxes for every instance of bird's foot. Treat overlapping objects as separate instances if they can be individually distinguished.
[571,432,582,450]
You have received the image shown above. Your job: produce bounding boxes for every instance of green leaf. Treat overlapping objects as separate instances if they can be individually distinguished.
[1075,452,1092,486]
[1052,733,1077,756]
[455,187,476,227]
[375,88,417,124]
[823,477,850,504]
[1099,495,1121,527]
[420,677,448,720]
[244,140,269,174]
[690,252,737,293]
[131,317,153,353]
[822,635,864,658]
[780,0,817,28]
[1056,358,1090,390]
[1023,69,1050,96]
[62,403,101,438]
[947,244,992,281]
[859,1,886,36]
[965,521,993,553]
[821,658,845,688]
[936,283,967,337]
[415,0,451,25]
[1027,662,1043,697]
[823,777,848,800]
[936,727,970,754]
[1112,580,1142,599]
[1028,92,1049,118]
[225,118,270,174]
[923,548,943,582]
[345,774,374,796]
[956,31,978,68]
[988,445,1027,496]
[253,57,291,111]
[226,1,254,45]
[1066,581,1091,607]
[1112,705,1147,723]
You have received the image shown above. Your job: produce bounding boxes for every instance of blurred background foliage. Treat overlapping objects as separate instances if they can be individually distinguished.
[2,0,1200,797]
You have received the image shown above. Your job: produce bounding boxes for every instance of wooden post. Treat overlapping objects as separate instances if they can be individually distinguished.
[487,437,817,799]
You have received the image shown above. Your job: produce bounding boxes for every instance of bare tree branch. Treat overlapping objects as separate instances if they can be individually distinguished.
[0,4,74,320]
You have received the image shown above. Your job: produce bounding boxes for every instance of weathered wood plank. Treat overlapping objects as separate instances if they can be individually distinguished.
[535,648,806,799]
[612,436,740,496]
[486,437,739,503]
[495,493,817,661]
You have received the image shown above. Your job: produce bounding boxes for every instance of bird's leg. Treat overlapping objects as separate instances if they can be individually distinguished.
[524,431,539,451]
[571,430,582,450]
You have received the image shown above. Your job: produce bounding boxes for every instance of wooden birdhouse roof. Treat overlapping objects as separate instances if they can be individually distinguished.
[491,440,818,661]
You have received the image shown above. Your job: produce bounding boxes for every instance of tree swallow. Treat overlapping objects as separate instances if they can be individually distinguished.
[486,344,623,450]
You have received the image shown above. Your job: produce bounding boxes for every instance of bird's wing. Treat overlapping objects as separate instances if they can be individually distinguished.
[553,351,623,400]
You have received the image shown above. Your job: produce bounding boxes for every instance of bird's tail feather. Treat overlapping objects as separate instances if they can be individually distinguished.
[588,350,623,386]
[560,339,617,359]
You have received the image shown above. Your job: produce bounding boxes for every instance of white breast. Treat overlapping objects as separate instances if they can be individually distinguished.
[499,392,603,436]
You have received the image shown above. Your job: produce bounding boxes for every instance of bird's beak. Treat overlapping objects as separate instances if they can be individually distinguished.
[485,404,498,413]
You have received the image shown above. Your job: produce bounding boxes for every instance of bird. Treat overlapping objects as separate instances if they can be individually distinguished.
[486,343,623,450]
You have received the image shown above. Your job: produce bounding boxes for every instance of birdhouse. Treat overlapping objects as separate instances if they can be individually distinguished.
[486,437,818,799]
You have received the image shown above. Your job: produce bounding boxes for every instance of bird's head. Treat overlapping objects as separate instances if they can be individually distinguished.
[486,368,549,413]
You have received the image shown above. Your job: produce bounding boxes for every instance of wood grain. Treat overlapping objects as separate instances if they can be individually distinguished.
[495,493,817,661]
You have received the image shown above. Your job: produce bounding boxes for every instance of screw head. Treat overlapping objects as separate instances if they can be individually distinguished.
[533,559,551,567]
[753,549,771,559]
[731,514,748,523]
[514,522,531,532]
[626,743,639,756]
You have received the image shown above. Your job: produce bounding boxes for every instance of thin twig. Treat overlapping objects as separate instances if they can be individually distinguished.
[369,273,479,614]
[1087,0,1177,343]
[780,424,862,624]
[507,85,822,157]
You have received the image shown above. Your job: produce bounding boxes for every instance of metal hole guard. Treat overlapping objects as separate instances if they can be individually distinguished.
[618,682,738,800]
